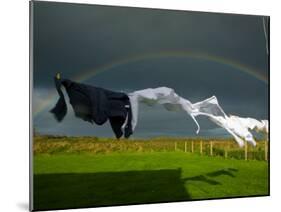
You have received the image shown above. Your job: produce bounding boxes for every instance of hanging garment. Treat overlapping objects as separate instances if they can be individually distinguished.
[50,77,132,139]
[227,116,268,134]
[128,87,268,147]
[190,96,257,147]
[50,78,268,147]
[128,87,200,133]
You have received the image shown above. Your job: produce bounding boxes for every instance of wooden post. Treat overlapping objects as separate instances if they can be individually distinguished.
[244,142,248,160]
[200,140,203,155]
[185,142,187,153]
[210,141,213,156]
[224,143,228,159]
[191,141,194,153]
[264,140,268,161]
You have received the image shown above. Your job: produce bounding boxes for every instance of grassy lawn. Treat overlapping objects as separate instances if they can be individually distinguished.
[33,152,269,210]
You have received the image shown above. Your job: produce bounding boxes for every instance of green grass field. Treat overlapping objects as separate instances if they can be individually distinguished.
[34,150,269,210]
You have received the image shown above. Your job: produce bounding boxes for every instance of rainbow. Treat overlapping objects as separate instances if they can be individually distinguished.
[33,50,268,118]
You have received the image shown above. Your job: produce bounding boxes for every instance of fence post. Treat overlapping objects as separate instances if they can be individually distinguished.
[185,142,187,153]
[200,140,203,155]
[210,141,213,156]
[264,140,268,161]
[224,143,228,159]
[244,142,248,160]
[191,141,194,153]
[175,142,177,151]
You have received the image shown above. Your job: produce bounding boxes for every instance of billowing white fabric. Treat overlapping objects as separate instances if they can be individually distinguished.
[128,87,268,147]
[128,87,199,133]
[228,116,268,133]
[261,120,269,133]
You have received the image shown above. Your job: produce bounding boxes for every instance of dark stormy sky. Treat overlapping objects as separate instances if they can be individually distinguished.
[32,1,269,138]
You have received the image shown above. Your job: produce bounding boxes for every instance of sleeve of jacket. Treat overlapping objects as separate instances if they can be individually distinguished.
[49,77,67,121]
[88,87,109,125]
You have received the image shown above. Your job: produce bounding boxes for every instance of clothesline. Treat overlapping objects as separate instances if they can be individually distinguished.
[50,77,268,147]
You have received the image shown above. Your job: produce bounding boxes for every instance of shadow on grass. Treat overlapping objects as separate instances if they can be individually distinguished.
[34,169,189,211]
[34,168,238,211]
[182,168,238,185]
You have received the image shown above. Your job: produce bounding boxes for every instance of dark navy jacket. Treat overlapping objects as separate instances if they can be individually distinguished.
[50,77,132,139]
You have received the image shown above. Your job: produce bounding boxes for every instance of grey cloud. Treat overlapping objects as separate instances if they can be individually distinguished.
[32,1,269,137]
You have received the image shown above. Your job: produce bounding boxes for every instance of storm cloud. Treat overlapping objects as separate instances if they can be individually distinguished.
[32,1,269,138]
